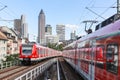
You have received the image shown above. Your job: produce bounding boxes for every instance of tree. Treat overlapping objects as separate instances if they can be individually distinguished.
[47,42,63,51]
[3,54,19,62]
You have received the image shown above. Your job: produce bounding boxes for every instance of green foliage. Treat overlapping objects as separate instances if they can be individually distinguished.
[4,54,19,62]
[47,43,63,51]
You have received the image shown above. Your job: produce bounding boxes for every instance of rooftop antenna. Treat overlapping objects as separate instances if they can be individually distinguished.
[82,20,98,34]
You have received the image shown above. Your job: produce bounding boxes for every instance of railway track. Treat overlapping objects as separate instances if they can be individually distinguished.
[0,59,52,80]
[0,66,28,80]
[0,66,20,74]
[59,57,84,80]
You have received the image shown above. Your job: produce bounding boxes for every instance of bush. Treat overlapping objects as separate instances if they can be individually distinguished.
[4,54,19,62]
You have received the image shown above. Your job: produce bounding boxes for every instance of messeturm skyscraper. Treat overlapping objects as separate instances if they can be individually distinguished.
[38,9,45,44]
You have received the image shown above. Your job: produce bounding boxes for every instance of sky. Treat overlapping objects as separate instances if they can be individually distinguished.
[0,0,117,41]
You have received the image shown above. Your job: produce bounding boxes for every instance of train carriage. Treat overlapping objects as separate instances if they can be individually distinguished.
[19,43,61,65]
[63,14,120,80]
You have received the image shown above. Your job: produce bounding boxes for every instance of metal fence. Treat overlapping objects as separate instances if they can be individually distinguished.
[0,60,19,70]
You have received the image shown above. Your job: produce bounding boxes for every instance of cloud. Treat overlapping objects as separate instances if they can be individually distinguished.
[65,24,79,30]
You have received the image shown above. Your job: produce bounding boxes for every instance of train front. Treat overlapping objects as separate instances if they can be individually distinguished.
[19,44,34,65]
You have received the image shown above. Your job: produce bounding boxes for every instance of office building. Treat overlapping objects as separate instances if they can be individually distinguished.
[14,14,28,39]
[21,15,28,38]
[56,24,65,41]
[70,30,76,40]
[45,24,52,35]
[38,9,45,44]
[14,19,21,37]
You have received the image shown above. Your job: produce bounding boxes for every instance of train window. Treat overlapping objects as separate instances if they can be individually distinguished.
[22,45,32,55]
[96,47,103,59]
[106,44,118,74]
[41,49,45,54]
[95,24,99,30]
[95,46,104,69]
[38,48,41,54]
[38,48,44,54]
[22,50,32,54]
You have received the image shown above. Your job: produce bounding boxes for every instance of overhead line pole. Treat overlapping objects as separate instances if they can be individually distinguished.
[0,5,7,12]
[117,0,120,14]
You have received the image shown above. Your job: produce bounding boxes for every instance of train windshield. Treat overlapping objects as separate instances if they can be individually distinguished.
[22,44,33,55]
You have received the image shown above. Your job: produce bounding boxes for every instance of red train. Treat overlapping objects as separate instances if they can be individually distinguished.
[19,42,62,65]
[63,14,120,80]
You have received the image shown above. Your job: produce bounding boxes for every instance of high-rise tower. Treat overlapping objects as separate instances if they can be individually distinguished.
[14,19,21,37]
[56,24,65,41]
[14,14,28,38]
[38,9,45,44]
[21,14,28,38]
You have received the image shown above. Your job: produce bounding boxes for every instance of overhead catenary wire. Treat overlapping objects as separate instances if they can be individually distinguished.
[0,1,19,28]
[94,2,117,20]
[76,0,96,36]
[86,7,105,20]
[77,1,117,37]
[0,1,19,19]
[0,5,7,11]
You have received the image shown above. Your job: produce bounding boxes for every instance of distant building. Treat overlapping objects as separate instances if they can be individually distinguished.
[56,24,65,41]
[45,35,59,44]
[45,24,52,35]
[0,26,19,55]
[21,15,28,39]
[22,23,28,38]
[0,31,7,62]
[14,19,21,37]
[70,30,76,40]
[14,14,28,39]
[38,9,46,44]
[21,14,26,24]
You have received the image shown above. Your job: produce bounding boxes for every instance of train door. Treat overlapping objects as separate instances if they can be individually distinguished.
[89,40,96,80]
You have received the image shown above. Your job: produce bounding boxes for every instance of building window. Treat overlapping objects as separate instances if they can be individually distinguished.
[106,44,118,74]
[4,41,5,44]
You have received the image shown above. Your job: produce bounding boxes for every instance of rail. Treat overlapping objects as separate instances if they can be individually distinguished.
[57,59,60,80]
[0,60,19,70]
[14,58,57,80]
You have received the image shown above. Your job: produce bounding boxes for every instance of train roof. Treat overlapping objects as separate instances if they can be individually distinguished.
[63,14,120,50]
[78,15,120,42]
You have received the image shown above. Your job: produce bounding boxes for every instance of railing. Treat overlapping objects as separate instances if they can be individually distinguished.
[15,58,57,80]
[0,60,19,70]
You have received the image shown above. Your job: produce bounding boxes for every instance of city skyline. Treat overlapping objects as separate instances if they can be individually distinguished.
[0,0,117,40]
